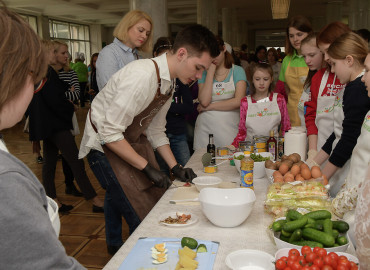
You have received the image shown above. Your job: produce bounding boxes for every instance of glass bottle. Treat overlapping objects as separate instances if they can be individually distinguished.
[207,134,216,165]
[267,130,277,161]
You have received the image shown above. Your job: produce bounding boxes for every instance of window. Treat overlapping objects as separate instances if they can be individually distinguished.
[19,14,38,33]
[49,19,91,65]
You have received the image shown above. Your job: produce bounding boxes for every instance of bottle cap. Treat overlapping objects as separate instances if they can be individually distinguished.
[269,130,274,137]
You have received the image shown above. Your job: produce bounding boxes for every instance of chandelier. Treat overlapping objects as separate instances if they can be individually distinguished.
[271,0,291,19]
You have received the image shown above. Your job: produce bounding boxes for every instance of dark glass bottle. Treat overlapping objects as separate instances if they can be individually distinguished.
[207,134,216,165]
[267,130,277,161]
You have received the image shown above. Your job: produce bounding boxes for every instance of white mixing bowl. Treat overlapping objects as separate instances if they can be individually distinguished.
[192,176,222,192]
[199,188,256,227]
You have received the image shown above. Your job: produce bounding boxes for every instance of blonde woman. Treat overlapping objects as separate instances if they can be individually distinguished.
[96,10,153,90]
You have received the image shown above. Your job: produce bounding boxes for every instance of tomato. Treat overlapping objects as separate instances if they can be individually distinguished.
[298,255,306,266]
[309,265,320,270]
[301,246,311,256]
[291,261,303,270]
[328,252,339,261]
[305,252,317,263]
[313,247,321,255]
[284,267,292,270]
[322,266,334,270]
[288,254,299,262]
[338,256,348,261]
[318,248,327,258]
[337,265,349,270]
[338,259,351,268]
[313,257,324,268]
[323,255,333,266]
[289,249,300,257]
[302,267,310,270]
[280,256,288,263]
[288,258,298,268]
[350,265,359,270]
[276,258,287,270]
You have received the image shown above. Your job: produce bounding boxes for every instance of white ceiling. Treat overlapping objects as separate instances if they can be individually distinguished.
[5,0,350,28]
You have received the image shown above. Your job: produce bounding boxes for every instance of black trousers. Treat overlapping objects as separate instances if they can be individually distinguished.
[42,129,96,200]
[79,82,87,107]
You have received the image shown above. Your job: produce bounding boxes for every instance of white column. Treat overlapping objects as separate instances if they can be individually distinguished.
[129,0,168,43]
[197,0,218,35]
[90,24,103,54]
[325,2,343,24]
[349,0,370,30]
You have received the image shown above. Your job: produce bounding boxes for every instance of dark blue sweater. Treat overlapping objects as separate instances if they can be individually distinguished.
[165,79,194,135]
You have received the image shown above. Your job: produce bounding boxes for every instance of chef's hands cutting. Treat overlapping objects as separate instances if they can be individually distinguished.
[142,164,172,189]
[171,164,197,182]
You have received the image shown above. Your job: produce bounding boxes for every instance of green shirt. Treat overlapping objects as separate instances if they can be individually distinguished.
[279,50,307,82]
[72,62,88,82]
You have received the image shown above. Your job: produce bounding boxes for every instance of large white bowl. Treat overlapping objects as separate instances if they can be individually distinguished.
[273,217,349,252]
[192,176,222,192]
[226,249,275,270]
[275,248,358,264]
[199,188,256,227]
[253,152,273,179]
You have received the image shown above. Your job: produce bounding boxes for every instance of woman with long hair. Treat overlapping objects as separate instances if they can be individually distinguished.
[87,52,99,101]
[305,22,351,164]
[279,15,313,127]
[193,36,247,149]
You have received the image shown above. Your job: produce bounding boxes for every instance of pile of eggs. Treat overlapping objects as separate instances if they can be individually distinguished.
[151,243,168,264]
[265,153,328,184]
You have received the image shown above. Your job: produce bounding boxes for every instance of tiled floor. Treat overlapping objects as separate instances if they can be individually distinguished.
[2,107,128,269]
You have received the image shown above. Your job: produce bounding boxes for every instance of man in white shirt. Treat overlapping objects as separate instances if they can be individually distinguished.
[79,24,220,255]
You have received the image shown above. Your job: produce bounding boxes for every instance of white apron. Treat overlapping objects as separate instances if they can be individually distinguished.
[315,71,338,151]
[245,93,281,142]
[297,86,310,128]
[194,65,240,149]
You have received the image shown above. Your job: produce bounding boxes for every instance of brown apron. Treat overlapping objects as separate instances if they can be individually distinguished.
[90,60,172,220]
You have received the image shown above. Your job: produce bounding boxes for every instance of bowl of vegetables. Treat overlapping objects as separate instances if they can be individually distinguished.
[233,152,244,174]
[271,210,350,253]
[251,152,272,179]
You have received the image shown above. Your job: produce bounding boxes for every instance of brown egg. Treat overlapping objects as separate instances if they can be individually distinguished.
[284,172,295,182]
[279,163,289,175]
[311,166,322,179]
[274,176,284,183]
[301,168,312,180]
[273,170,283,179]
[291,164,300,176]
[300,162,309,171]
[295,174,305,181]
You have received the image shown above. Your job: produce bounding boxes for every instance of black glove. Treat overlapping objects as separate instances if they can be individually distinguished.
[141,163,172,189]
[171,164,197,182]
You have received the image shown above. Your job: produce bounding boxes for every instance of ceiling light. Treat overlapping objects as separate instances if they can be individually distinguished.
[271,0,290,19]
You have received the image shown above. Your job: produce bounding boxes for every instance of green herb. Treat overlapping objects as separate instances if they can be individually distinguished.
[234,155,244,160]
[250,153,270,162]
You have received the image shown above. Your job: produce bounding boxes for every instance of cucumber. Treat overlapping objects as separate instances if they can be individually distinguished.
[313,223,323,231]
[302,228,335,247]
[307,217,316,224]
[271,219,287,232]
[286,209,303,220]
[304,210,332,220]
[196,244,207,253]
[314,219,325,225]
[336,236,348,246]
[288,229,302,243]
[280,235,290,242]
[283,216,308,232]
[332,229,339,239]
[281,229,292,237]
[304,223,315,229]
[323,219,333,236]
[292,240,324,248]
[332,220,350,233]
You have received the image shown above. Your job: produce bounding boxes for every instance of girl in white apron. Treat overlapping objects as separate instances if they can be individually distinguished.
[232,63,291,147]
[311,32,370,197]
[305,22,350,164]
[194,37,247,149]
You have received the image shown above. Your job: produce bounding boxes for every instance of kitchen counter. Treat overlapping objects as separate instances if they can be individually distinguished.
[103,149,355,269]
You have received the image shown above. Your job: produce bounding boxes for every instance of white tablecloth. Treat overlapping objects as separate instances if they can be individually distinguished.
[103,149,355,269]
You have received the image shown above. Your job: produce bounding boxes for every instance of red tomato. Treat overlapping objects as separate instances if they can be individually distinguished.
[291,261,303,270]
[313,247,321,255]
[302,267,310,270]
[350,265,359,270]
[323,255,333,266]
[276,258,287,270]
[322,266,334,270]
[337,265,349,270]
[288,258,298,268]
[328,252,339,261]
[309,265,320,270]
[298,255,306,266]
[284,267,292,270]
[280,256,288,263]
[288,254,299,262]
[338,256,348,261]
[289,249,300,257]
[305,252,317,263]
[313,257,324,268]
[338,259,351,268]
[318,248,327,258]
[301,246,311,255]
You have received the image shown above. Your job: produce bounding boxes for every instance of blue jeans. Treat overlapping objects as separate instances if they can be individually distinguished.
[87,150,141,246]
[155,133,191,175]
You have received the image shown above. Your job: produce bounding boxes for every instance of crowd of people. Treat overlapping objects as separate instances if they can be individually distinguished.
[0,2,369,269]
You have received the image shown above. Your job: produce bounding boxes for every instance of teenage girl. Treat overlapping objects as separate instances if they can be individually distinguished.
[305,22,351,164]
[312,32,370,197]
[279,15,312,127]
[232,63,290,147]
[298,33,325,130]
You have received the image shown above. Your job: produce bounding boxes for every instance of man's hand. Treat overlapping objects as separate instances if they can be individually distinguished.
[171,164,197,182]
[141,164,172,189]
